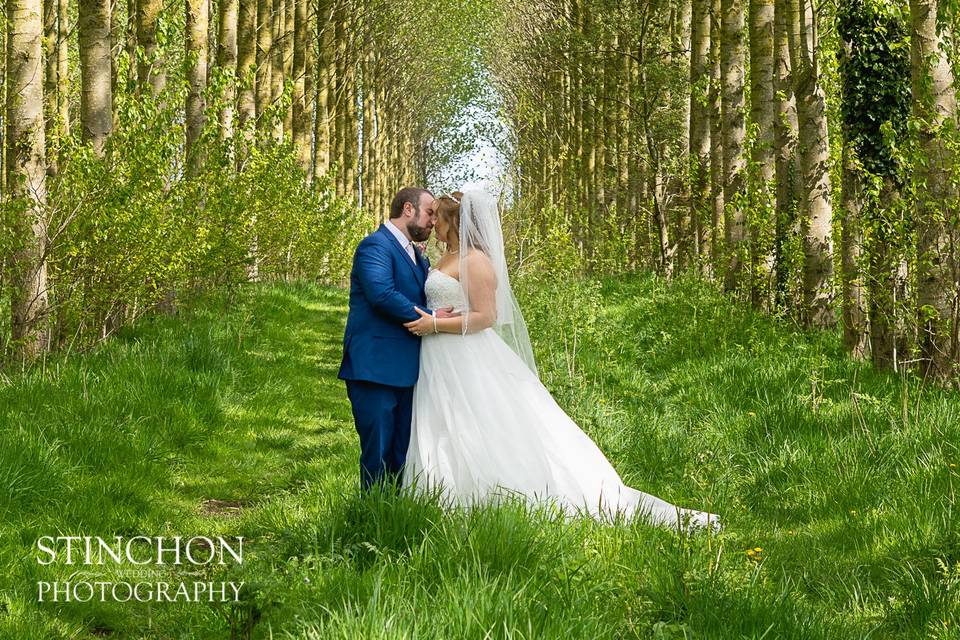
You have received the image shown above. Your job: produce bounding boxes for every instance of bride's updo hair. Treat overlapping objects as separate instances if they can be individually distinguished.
[435,191,464,246]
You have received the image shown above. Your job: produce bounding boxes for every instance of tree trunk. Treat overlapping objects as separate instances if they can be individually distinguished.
[772,0,799,312]
[255,0,272,129]
[125,0,137,86]
[749,0,775,309]
[840,139,869,359]
[689,0,711,271]
[911,0,959,383]
[708,0,724,277]
[671,0,692,269]
[185,0,208,173]
[868,178,902,369]
[291,0,309,171]
[57,0,69,128]
[333,2,346,193]
[313,0,333,179]
[282,0,294,134]
[720,0,747,291]
[43,0,58,168]
[217,0,238,140]
[236,0,256,164]
[6,0,50,361]
[344,44,358,203]
[302,0,314,182]
[787,0,834,327]
[270,0,284,140]
[136,0,165,95]
[79,0,113,155]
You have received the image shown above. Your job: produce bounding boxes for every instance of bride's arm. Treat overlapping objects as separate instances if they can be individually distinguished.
[405,253,497,335]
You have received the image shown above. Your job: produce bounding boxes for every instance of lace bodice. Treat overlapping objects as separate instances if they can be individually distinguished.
[425,269,466,312]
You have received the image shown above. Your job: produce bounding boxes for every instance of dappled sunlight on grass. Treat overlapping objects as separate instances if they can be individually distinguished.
[0,274,957,638]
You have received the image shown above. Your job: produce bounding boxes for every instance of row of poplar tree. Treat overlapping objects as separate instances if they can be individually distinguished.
[491,0,960,384]
[2,0,482,363]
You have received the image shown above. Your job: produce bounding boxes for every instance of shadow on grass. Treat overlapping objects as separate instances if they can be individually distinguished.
[0,280,359,639]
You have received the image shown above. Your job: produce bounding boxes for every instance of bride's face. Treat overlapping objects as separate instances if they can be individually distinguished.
[434,207,452,245]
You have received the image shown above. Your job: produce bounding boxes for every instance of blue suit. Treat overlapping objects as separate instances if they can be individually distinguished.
[338,224,431,490]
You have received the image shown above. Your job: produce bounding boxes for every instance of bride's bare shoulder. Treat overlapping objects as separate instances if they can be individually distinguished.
[464,248,493,265]
[463,249,496,284]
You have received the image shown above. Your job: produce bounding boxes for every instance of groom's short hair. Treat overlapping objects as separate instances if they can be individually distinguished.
[390,187,433,219]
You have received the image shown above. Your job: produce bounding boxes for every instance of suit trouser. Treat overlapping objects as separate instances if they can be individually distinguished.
[344,379,414,491]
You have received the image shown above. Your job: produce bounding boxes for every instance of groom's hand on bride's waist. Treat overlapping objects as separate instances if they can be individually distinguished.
[403,306,460,337]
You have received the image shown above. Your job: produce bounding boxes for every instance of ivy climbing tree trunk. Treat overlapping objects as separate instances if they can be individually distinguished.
[911,0,959,383]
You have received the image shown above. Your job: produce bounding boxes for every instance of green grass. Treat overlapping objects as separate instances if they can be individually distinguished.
[0,273,957,639]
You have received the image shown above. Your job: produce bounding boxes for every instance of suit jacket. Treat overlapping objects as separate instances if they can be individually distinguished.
[338,224,431,387]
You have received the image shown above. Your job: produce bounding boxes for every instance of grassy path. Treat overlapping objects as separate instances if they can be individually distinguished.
[0,276,957,639]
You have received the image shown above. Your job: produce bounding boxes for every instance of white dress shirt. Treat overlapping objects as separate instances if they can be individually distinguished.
[385,219,417,264]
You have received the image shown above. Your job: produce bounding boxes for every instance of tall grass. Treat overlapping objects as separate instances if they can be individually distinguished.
[0,273,957,638]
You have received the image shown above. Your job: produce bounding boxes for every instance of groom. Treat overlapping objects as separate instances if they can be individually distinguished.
[338,187,450,492]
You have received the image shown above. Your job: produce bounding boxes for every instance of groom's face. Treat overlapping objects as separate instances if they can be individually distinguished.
[406,193,435,242]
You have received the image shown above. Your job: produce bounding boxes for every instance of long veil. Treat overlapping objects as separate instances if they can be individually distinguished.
[458,190,538,375]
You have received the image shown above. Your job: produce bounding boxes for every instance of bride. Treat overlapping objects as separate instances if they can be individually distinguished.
[400,189,721,533]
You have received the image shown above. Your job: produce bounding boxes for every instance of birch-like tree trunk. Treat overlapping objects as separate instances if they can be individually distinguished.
[911,0,959,383]
[217,0,238,140]
[787,0,834,327]
[689,0,711,269]
[720,0,746,291]
[270,0,284,140]
[333,1,346,193]
[57,0,69,127]
[125,0,137,86]
[7,0,49,360]
[43,0,59,169]
[137,0,165,95]
[236,0,256,163]
[282,0,294,134]
[255,0,273,129]
[79,0,113,155]
[772,0,799,310]
[291,0,310,170]
[185,0,208,173]
[749,0,775,308]
[708,0,724,276]
[313,0,333,178]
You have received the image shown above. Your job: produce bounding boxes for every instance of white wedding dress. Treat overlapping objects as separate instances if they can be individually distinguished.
[403,268,721,532]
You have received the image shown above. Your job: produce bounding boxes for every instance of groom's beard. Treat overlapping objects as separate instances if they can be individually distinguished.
[408,220,432,242]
